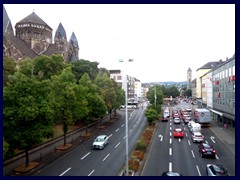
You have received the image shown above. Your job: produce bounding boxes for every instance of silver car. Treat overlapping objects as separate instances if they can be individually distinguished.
[191,132,204,143]
[173,117,181,124]
[92,135,109,149]
[206,164,229,176]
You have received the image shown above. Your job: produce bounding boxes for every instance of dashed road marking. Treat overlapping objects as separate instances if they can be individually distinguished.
[59,167,71,176]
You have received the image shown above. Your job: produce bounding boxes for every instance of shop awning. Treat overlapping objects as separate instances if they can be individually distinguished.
[209,109,223,116]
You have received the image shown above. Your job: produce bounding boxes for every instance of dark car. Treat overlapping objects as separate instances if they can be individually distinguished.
[199,143,216,158]
[206,164,229,176]
[162,171,182,176]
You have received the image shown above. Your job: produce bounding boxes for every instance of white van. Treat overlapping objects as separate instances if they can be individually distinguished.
[190,123,201,133]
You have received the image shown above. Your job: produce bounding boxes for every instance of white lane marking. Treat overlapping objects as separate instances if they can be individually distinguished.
[170,132,172,136]
[129,128,132,132]
[170,123,172,126]
[81,152,91,160]
[115,142,120,148]
[205,140,208,144]
[121,124,124,127]
[59,167,71,176]
[210,136,216,143]
[191,150,195,158]
[169,148,172,155]
[170,127,172,130]
[88,169,95,176]
[108,134,113,138]
[159,135,163,141]
[179,138,181,142]
[184,127,186,130]
[216,155,219,159]
[188,140,191,146]
[133,124,136,128]
[196,165,201,176]
[186,133,188,137]
[102,153,110,161]
[123,136,126,139]
[169,162,172,172]
[169,138,172,144]
[115,128,119,132]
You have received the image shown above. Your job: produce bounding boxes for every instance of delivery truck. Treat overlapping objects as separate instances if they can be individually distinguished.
[194,108,212,126]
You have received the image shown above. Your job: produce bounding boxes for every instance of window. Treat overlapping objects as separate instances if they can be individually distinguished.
[220,71,222,79]
[117,76,122,80]
[233,65,235,75]
[226,69,228,78]
[229,67,231,76]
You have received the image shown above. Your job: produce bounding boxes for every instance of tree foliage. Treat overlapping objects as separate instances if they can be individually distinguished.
[3,56,17,86]
[144,107,159,124]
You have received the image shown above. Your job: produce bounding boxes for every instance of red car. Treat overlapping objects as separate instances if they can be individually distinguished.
[173,128,184,138]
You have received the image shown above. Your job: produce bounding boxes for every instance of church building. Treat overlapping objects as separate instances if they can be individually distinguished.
[3,6,79,62]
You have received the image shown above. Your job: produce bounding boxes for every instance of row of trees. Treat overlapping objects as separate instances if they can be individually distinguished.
[144,84,180,124]
[3,55,125,164]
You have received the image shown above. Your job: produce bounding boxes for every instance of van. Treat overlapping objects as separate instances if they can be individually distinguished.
[190,123,201,133]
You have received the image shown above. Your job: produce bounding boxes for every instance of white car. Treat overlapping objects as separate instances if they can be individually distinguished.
[191,132,204,143]
[206,164,229,176]
[173,117,181,124]
[92,135,109,149]
[188,121,195,129]
[186,107,192,112]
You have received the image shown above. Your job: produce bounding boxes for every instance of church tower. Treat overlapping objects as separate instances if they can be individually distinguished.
[54,23,68,60]
[187,67,192,89]
[67,32,79,62]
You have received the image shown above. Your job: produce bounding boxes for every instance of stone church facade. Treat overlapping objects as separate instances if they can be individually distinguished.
[3,6,79,62]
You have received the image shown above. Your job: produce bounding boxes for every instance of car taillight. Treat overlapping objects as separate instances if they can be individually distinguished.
[201,149,205,152]
[212,150,216,153]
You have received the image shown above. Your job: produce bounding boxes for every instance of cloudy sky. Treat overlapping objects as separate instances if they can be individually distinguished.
[4,4,235,83]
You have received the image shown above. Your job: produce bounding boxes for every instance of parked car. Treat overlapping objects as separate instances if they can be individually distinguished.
[173,128,184,138]
[92,135,109,149]
[191,132,204,143]
[186,106,192,112]
[162,171,182,176]
[206,164,229,176]
[173,117,181,124]
[199,142,216,158]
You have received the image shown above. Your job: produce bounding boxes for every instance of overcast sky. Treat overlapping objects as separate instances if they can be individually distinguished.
[4,4,235,83]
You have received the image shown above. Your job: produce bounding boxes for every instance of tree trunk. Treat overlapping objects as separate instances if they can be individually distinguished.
[25,148,29,167]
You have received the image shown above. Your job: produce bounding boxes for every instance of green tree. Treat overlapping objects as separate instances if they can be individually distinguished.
[147,84,163,113]
[51,67,89,145]
[144,107,159,125]
[3,56,17,86]
[3,72,55,166]
[79,73,107,121]
[183,89,192,97]
[94,73,117,121]
[112,79,125,115]
[3,138,9,160]
[71,60,99,83]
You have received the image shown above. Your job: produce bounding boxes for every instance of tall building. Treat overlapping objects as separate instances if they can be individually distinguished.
[3,6,79,62]
[187,67,192,89]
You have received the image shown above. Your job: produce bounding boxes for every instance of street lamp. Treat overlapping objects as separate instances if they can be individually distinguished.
[119,58,133,176]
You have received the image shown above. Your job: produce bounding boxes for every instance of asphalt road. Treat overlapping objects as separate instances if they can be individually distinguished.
[141,102,235,176]
[33,104,148,176]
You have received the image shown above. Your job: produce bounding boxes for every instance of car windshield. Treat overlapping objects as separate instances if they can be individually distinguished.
[175,129,182,132]
[213,165,228,176]
[95,137,104,142]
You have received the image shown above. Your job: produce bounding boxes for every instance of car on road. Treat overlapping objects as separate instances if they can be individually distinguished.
[186,106,192,112]
[92,135,109,149]
[188,121,195,129]
[173,128,184,138]
[173,117,181,124]
[162,171,182,176]
[184,116,191,124]
[191,132,204,142]
[199,142,216,158]
[206,164,229,176]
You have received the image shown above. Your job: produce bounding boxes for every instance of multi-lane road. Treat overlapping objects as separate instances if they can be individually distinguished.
[34,104,148,176]
[141,102,235,176]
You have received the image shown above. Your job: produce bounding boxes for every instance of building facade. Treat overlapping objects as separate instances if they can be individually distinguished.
[211,54,235,128]
[191,78,197,99]
[3,6,79,62]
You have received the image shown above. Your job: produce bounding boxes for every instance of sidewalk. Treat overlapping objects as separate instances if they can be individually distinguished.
[209,120,235,156]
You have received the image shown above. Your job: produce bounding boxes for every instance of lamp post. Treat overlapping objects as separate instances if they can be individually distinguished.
[119,58,133,176]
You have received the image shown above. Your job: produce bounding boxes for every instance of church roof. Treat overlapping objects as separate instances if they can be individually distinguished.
[15,12,52,30]
[43,44,56,56]
[4,34,38,58]
[3,6,14,35]
[69,32,79,48]
[187,67,192,72]
[54,23,67,40]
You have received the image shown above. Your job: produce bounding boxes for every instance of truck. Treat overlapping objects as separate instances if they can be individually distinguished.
[194,108,212,126]
[161,108,170,122]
